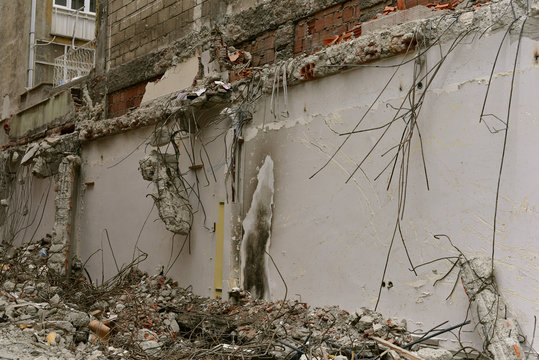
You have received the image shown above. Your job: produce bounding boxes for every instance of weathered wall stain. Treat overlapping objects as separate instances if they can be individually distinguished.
[241,155,274,299]
[243,205,271,299]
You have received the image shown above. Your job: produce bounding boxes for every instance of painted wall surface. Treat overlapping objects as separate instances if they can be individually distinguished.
[0,173,56,246]
[11,91,74,138]
[76,122,231,298]
[238,30,539,350]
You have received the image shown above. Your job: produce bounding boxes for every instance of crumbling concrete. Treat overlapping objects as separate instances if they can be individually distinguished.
[460,257,524,360]
[139,150,192,235]
[241,155,274,300]
[48,155,80,275]
[251,0,530,92]
[20,133,80,178]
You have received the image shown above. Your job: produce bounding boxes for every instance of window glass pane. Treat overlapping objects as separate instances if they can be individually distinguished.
[71,0,84,10]
[54,0,67,6]
[90,0,96,12]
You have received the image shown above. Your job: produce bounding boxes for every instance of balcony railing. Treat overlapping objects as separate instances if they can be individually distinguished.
[53,40,95,86]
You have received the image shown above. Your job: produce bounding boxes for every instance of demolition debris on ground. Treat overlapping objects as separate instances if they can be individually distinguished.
[0,239,456,360]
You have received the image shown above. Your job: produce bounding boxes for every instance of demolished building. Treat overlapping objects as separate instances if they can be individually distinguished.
[0,0,538,358]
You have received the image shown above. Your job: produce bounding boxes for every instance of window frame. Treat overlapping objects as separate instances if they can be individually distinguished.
[53,0,96,14]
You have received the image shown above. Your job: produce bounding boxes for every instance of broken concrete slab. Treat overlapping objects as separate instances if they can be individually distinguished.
[141,56,199,105]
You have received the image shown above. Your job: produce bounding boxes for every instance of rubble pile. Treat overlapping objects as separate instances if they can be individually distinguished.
[1,240,418,360]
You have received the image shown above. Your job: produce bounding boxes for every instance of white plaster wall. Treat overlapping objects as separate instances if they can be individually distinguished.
[69,25,538,352]
[240,30,539,350]
[76,123,230,298]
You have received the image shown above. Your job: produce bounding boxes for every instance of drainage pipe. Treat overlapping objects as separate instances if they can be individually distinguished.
[27,0,37,88]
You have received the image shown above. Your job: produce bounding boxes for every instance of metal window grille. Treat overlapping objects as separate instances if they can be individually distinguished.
[53,40,95,86]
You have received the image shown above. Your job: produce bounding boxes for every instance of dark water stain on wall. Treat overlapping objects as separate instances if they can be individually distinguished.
[241,155,274,300]
[243,205,271,299]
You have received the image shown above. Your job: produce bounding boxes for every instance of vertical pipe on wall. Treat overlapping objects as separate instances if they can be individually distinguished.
[27,0,37,88]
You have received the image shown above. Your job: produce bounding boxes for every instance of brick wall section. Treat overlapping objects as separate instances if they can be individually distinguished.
[108,0,213,69]
[108,81,149,118]
[236,31,276,67]
[294,0,362,56]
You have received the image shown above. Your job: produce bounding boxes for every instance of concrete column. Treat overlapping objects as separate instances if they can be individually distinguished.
[48,155,80,275]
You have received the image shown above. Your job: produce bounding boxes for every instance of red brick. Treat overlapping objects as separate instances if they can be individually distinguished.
[343,6,355,22]
[320,4,341,16]
[333,11,343,25]
[303,37,312,51]
[334,24,347,35]
[295,24,307,39]
[314,17,325,32]
[307,20,315,35]
[294,38,303,54]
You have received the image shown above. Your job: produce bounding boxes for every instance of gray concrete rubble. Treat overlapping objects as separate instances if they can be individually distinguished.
[460,257,524,360]
[139,150,192,235]
[0,239,455,360]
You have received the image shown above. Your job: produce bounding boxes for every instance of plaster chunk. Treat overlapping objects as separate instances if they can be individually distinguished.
[139,150,192,235]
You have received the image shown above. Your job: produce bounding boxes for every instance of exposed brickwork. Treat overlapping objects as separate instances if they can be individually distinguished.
[108,0,208,69]
[294,0,362,56]
[236,31,276,67]
[108,80,149,118]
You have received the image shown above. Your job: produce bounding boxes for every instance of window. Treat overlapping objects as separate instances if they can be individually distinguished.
[54,0,96,13]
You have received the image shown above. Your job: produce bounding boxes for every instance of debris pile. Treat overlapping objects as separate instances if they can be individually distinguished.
[0,240,438,360]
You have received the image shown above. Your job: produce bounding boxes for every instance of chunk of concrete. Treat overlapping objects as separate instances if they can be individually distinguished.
[460,257,523,360]
[141,56,199,105]
[417,348,452,360]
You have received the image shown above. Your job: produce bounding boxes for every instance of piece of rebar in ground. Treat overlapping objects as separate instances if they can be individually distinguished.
[89,320,111,341]
[460,257,523,360]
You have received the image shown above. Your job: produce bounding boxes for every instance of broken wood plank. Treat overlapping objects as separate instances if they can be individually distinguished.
[371,336,424,360]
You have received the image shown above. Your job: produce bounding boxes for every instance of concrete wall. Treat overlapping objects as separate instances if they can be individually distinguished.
[10,91,75,138]
[76,122,231,297]
[0,0,30,120]
[0,173,56,246]
[70,24,539,350]
[239,30,539,349]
